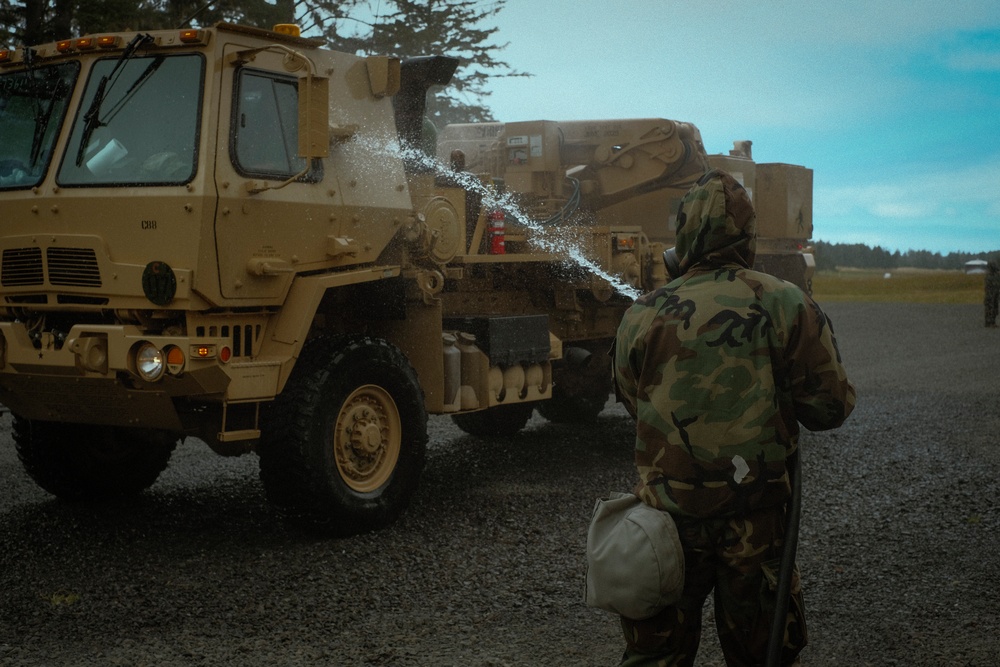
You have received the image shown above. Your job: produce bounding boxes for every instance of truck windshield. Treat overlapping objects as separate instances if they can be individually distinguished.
[58,54,204,186]
[0,62,79,190]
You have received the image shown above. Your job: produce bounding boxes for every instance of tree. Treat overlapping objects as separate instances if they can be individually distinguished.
[0,0,19,45]
[288,0,528,126]
[344,0,529,126]
[813,241,997,271]
[4,1,296,40]
[0,1,527,126]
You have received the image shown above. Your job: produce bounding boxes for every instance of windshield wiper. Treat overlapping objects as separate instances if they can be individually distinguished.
[29,81,59,167]
[19,47,54,169]
[75,33,153,167]
[102,55,165,125]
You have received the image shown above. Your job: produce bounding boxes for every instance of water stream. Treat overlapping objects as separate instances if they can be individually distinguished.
[353,134,642,301]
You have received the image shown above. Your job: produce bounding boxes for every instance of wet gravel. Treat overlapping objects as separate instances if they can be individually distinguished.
[1,302,998,666]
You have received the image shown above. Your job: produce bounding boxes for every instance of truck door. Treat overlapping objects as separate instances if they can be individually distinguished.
[213,43,333,302]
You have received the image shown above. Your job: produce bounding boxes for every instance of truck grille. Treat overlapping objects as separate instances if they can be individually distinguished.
[0,247,102,288]
[47,248,102,287]
[1,248,43,286]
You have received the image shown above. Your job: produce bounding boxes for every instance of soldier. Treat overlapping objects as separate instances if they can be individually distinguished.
[614,170,856,666]
[985,259,999,328]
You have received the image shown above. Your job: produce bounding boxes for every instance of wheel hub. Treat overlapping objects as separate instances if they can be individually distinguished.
[348,407,385,454]
[333,385,401,493]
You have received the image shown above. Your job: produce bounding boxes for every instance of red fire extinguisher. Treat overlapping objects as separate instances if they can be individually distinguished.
[488,209,506,255]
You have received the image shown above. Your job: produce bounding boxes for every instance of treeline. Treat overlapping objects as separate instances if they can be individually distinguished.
[814,241,997,271]
[0,1,528,127]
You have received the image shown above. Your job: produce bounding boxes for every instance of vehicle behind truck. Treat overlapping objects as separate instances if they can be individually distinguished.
[437,120,815,292]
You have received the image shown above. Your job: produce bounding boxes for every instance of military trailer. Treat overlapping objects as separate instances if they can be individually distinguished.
[437,120,815,293]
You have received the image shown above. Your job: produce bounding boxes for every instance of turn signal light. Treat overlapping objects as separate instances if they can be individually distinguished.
[165,345,185,375]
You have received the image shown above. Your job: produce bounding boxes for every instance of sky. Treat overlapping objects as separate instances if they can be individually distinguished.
[473,0,1000,255]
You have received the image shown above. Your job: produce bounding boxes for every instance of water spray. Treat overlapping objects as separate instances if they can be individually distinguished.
[352,133,643,301]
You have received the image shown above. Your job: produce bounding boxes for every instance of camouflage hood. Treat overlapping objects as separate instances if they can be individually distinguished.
[675,169,757,274]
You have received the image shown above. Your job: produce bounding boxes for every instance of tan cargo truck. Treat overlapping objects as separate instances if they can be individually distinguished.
[438,120,815,293]
[0,23,654,534]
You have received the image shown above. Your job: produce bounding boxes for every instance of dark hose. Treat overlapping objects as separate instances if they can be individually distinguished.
[766,449,801,667]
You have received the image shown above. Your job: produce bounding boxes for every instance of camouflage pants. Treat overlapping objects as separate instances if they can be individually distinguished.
[985,274,999,326]
[619,506,806,667]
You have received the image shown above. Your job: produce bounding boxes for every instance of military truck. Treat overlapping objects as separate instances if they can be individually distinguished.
[437,120,815,292]
[0,22,815,535]
[0,22,662,534]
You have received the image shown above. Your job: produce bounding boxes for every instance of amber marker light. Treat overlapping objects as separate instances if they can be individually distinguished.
[194,345,214,359]
[179,29,203,43]
[56,40,73,53]
[615,237,637,251]
[75,38,95,50]
[97,36,121,48]
[273,24,301,37]
[0,50,9,64]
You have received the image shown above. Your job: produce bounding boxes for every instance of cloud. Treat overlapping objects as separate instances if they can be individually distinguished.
[870,201,935,219]
[940,31,1000,72]
[945,50,1000,71]
[814,157,1000,252]
[819,159,1000,221]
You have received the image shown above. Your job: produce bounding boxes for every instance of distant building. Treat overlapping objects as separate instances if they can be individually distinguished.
[965,259,989,274]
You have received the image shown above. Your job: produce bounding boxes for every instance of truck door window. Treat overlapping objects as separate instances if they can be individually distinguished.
[57,54,204,186]
[0,62,79,190]
[232,68,321,181]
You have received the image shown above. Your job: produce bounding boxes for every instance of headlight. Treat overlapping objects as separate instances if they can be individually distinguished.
[135,342,166,382]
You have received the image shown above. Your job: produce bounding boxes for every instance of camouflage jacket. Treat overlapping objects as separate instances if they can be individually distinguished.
[614,170,856,518]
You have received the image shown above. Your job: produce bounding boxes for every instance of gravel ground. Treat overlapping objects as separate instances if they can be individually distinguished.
[1,302,998,666]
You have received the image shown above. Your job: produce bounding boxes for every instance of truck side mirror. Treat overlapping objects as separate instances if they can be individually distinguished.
[366,56,401,98]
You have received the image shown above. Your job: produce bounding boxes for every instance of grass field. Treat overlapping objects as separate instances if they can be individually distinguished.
[810,268,986,304]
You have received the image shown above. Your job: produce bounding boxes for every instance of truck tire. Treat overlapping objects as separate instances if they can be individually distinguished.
[258,336,427,536]
[12,416,177,500]
[451,402,535,437]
